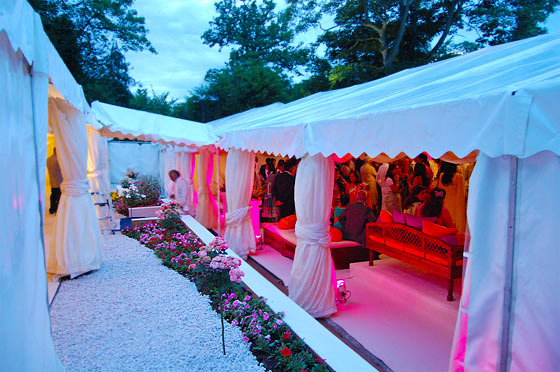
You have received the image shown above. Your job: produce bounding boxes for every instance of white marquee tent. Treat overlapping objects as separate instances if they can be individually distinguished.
[1,0,105,369]
[90,101,220,226]
[3,0,559,369]
[213,33,560,371]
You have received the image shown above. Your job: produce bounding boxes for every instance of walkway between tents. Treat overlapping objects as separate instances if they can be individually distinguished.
[49,234,264,371]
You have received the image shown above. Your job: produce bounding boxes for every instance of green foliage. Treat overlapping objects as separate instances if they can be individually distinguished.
[29,0,155,104]
[287,0,559,88]
[129,88,177,117]
[185,59,291,122]
[203,0,311,73]
[466,0,559,46]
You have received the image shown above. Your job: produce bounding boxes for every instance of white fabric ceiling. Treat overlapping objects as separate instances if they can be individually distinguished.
[92,101,218,148]
[217,33,560,159]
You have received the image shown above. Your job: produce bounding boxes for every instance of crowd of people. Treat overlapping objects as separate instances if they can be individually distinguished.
[333,154,472,235]
[251,153,473,247]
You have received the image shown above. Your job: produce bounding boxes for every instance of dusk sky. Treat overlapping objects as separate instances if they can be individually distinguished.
[125,1,560,101]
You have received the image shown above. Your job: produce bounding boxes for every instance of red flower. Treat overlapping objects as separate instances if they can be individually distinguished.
[283,331,290,340]
[301,369,308,372]
[280,347,292,357]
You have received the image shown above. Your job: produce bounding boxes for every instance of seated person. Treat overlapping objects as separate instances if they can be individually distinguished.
[332,193,350,230]
[339,190,376,248]
[416,187,455,228]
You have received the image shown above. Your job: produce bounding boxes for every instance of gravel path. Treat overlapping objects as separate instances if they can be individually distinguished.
[50,234,265,372]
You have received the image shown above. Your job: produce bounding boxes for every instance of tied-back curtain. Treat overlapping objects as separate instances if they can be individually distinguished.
[47,98,102,281]
[289,154,337,318]
[195,149,218,229]
[449,152,560,371]
[86,124,110,196]
[177,151,196,214]
[224,149,256,259]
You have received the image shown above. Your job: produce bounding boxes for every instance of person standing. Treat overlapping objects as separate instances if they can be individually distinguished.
[360,156,378,211]
[168,169,194,215]
[437,161,467,232]
[272,160,295,219]
[47,147,63,214]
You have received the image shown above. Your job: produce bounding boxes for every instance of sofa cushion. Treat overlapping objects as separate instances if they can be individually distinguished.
[440,234,458,247]
[377,209,393,223]
[392,209,406,225]
[278,214,297,229]
[422,221,458,237]
[330,226,343,242]
[405,214,436,230]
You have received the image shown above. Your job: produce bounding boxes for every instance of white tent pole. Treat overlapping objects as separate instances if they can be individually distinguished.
[497,155,519,372]
[216,147,221,235]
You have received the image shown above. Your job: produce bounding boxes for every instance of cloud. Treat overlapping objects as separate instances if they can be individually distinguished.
[125,0,231,100]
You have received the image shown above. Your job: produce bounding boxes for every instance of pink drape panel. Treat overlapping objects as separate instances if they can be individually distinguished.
[195,149,218,229]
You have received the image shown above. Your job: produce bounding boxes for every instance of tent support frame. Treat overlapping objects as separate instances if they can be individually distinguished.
[497,155,519,372]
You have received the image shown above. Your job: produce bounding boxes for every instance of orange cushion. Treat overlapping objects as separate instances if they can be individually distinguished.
[422,220,458,238]
[278,215,297,229]
[330,227,343,242]
[377,209,393,224]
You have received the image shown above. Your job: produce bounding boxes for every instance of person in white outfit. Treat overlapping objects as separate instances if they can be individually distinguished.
[168,169,194,215]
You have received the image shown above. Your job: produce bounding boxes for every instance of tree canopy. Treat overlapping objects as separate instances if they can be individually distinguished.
[31,0,559,122]
[30,0,155,105]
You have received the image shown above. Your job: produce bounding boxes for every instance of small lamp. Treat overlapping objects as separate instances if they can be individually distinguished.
[335,279,351,304]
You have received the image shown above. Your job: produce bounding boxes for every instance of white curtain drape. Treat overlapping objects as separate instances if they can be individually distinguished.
[195,149,218,229]
[159,147,176,196]
[224,149,256,259]
[289,154,337,318]
[0,28,62,370]
[449,152,560,371]
[176,151,196,214]
[86,124,110,196]
[47,98,102,281]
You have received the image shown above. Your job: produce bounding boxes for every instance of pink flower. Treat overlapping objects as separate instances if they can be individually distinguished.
[263,312,270,321]
[188,264,196,270]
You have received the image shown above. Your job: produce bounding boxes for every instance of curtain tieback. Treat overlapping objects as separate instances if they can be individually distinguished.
[61,179,90,196]
[295,222,330,247]
[225,206,250,227]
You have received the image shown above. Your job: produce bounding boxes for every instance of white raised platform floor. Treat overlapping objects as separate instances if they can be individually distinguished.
[182,216,378,372]
[250,241,461,372]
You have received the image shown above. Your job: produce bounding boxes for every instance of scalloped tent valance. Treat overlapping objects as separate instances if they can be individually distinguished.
[216,33,560,161]
[91,101,218,149]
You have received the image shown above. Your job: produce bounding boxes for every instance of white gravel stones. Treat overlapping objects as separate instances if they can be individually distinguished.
[50,234,265,372]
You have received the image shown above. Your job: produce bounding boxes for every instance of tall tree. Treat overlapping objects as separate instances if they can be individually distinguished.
[287,0,558,87]
[129,88,177,117]
[29,0,155,104]
[467,0,559,45]
[184,59,291,122]
[202,0,311,74]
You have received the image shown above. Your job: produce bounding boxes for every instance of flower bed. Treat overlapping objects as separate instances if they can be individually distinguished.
[122,220,330,372]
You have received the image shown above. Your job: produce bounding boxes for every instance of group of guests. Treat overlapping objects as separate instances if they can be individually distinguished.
[257,157,300,220]
[333,153,472,247]
[250,153,471,251]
